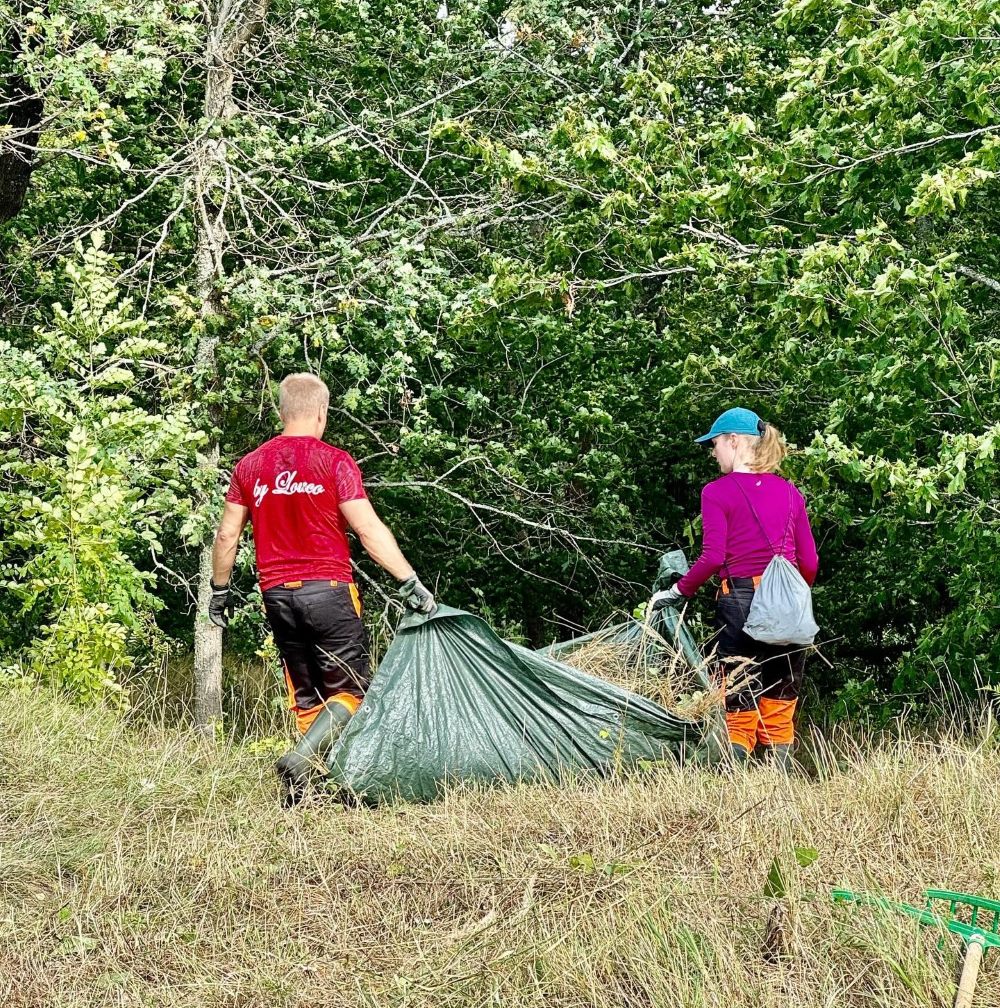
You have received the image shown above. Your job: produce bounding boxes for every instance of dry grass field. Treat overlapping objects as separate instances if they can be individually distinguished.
[2,689,998,1008]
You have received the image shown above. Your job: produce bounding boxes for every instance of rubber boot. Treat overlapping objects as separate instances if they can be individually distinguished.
[275,696,356,807]
[730,743,751,767]
[761,743,794,772]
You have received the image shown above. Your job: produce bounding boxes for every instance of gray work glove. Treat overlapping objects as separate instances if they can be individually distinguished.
[208,579,231,628]
[398,574,436,615]
[649,584,685,612]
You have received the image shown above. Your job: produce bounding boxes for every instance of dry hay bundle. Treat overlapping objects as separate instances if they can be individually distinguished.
[560,616,749,723]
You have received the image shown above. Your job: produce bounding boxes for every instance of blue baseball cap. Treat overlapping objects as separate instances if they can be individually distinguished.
[694,407,765,443]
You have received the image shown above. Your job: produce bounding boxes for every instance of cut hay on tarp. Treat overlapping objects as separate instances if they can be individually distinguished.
[538,603,740,734]
[559,617,725,722]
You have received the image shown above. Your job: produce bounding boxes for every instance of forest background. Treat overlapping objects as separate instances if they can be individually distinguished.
[2,0,997,729]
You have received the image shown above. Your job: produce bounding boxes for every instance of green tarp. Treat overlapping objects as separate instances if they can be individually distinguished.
[538,550,728,758]
[325,604,724,806]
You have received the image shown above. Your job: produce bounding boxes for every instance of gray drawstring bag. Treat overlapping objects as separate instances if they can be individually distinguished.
[742,554,819,646]
[735,481,819,647]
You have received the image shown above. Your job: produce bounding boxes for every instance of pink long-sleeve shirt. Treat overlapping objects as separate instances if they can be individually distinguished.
[676,472,819,597]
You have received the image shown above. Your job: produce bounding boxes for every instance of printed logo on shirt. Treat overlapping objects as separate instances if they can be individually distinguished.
[252,469,325,508]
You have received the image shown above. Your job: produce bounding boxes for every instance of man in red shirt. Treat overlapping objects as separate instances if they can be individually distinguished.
[207,373,435,745]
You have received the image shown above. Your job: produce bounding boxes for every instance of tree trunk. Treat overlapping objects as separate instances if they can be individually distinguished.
[1,3,45,225]
[190,0,265,736]
[193,515,224,732]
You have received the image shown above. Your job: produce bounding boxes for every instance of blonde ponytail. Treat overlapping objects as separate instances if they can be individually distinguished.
[751,423,788,473]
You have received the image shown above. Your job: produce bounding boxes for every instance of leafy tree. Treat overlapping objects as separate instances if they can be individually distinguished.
[1,0,995,717]
[0,234,200,698]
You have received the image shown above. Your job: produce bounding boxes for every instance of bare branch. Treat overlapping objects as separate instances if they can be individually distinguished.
[955,264,1000,295]
[370,479,660,555]
[804,125,1000,180]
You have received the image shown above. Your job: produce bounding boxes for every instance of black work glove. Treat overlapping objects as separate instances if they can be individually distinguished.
[208,579,231,628]
[398,574,436,615]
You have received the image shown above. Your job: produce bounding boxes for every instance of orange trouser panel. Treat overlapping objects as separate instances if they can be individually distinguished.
[725,709,759,753]
[293,691,361,735]
[295,702,324,735]
[719,575,762,596]
[329,691,361,717]
[756,697,796,747]
[725,700,797,752]
[283,661,298,713]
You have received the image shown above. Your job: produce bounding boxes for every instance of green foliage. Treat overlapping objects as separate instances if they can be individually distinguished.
[426,0,999,704]
[0,235,201,699]
[764,846,820,899]
[1,0,996,712]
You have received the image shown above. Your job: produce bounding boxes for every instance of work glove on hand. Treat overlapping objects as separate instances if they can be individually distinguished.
[398,574,436,615]
[649,584,685,613]
[208,579,231,628]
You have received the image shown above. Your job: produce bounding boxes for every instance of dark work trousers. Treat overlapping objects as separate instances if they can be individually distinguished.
[262,580,370,728]
[711,578,806,713]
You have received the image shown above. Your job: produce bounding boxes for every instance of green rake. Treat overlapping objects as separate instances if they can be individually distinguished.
[833,888,1000,1008]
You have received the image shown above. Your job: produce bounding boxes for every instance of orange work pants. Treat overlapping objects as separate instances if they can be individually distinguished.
[725,698,797,754]
[293,691,361,735]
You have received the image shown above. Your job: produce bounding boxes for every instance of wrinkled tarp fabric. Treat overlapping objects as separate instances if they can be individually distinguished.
[651,549,693,593]
[325,606,719,805]
[539,609,727,756]
[538,548,728,762]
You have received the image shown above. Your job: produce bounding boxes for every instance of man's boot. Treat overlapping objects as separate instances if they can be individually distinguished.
[730,743,751,767]
[275,694,359,807]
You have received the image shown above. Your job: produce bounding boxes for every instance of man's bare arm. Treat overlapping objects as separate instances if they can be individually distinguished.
[212,502,250,585]
[339,498,415,582]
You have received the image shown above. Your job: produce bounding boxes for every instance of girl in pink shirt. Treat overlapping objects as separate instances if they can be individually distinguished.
[652,408,819,766]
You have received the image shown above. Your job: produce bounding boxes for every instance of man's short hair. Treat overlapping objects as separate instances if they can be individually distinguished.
[279,373,330,421]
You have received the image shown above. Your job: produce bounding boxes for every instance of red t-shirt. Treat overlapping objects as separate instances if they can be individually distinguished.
[225,435,367,590]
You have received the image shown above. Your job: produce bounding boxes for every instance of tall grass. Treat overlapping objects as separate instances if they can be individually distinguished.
[2,689,997,1007]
